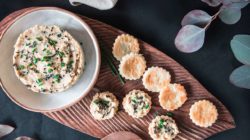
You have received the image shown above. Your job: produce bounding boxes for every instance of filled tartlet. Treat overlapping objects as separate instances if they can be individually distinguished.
[13,25,84,93]
[90,92,119,120]
[123,90,151,118]
[148,115,179,140]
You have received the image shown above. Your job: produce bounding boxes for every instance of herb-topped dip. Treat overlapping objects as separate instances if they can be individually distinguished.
[123,90,151,118]
[148,115,179,140]
[90,92,119,120]
[13,25,84,93]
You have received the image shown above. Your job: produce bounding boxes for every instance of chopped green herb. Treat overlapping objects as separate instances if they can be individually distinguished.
[32,48,37,53]
[131,98,137,103]
[33,58,38,64]
[47,63,52,67]
[158,119,165,129]
[144,104,149,109]
[32,41,37,48]
[36,78,43,86]
[53,74,60,83]
[57,51,65,57]
[43,48,46,52]
[48,69,53,73]
[42,56,51,62]
[36,37,43,41]
[17,65,25,70]
[29,63,33,66]
[46,50,52,55]
[48,38,57,46]
[61,62,65,67]
[57,34,62,37]
[94,99,110,106]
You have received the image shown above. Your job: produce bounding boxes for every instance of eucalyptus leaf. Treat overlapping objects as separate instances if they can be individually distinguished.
[219,7,241,24]
[231,34,250,65]
[175,25,205,53]
[181,10,212,27]
[230,65,250,89]
[0,124,15,138]
[201,0,222,7]
[15,136,35,140]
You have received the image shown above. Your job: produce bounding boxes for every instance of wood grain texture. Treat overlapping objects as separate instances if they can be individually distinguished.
[0,7,235,140]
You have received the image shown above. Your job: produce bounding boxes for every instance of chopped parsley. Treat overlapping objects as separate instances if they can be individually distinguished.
[29,63,33,67]
[32,48,37,53]
[131,98,137,103]
[36,78,43,86]
[144,104,149,109]
[42,56,51,62]
[158,119,165,129]
[48,69,53,73]
[33,58,39,64]
[36,37,43,41]
[48,38,57,46]
[47,63,52,67]
[53,74,60,83]
[32,41,37,48]
[57,51,65,57]
[61,62,65,67]
[17,65,25,70]
[94,99,110,106]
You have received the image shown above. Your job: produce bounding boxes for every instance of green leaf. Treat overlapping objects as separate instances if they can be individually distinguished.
[181,10,212,27]
[230,65,250,89]
[231,34,250,65]
[219,4,242,24]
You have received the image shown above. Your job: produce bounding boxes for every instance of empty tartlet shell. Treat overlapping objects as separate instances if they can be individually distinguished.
[142,66,171,92]
[90,91,119,120]
[122,90,152,118]
[119,53,146,80]
[112,34,140,61]
[148,115,179,140]
[189,100,218,127]
[159,83,187,111]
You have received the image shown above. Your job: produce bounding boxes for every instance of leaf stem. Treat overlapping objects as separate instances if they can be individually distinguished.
[204,8,223,30]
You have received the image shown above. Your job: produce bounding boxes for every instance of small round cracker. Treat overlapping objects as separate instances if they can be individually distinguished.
[90,91,119,120]
[142,66,171,92]
[159,83,187,111]
[112,34,140,61]
[119,53,146,80]
[148,115,179,140]
[123,90,152,118]
[189,100,218,127]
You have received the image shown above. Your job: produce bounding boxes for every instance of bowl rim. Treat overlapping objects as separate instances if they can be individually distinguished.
[0,7,101,112]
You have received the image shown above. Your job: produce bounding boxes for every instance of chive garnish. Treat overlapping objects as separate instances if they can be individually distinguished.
[36,78,43,86]
[33,58,38,64]
[48,69,53,73]
[57,51,65,57]
[144,104,149,109]
[61,62,65,67]
[158,119,165,129]
[17,65,25,70]
[166,112,174,117]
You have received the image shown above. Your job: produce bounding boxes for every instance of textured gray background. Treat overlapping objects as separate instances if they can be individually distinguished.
[0,0,249,140]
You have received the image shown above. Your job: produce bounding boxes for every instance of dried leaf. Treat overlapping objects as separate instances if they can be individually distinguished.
[201,0,222,7]
[181,10,212,27]
[0,124,15,138]
[15,136,35,140]
[219,7,241,24]
[230,65,250,89]
[231,34,250,65]
[175,25,205,53]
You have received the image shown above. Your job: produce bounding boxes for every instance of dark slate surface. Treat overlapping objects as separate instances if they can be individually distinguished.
[0,0,249,140]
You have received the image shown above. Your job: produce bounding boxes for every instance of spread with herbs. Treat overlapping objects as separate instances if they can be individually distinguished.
[13,25,84,93]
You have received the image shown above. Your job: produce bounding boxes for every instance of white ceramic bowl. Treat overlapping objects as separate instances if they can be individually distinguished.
[0,7,101,112]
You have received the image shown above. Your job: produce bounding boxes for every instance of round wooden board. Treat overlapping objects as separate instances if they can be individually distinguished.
[0,7,235,140]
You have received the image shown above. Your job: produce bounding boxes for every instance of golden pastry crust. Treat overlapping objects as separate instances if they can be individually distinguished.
[122,90,151,118]
[142,67,171,92]
[112,34,140,61]
[159,83,187,111]
[189,100,218,127]
[119,53,146,80]
[148,115,179,140]
[90,92,119,120]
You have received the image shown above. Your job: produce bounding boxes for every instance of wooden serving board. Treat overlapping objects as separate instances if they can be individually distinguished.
[0,7,235,140]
